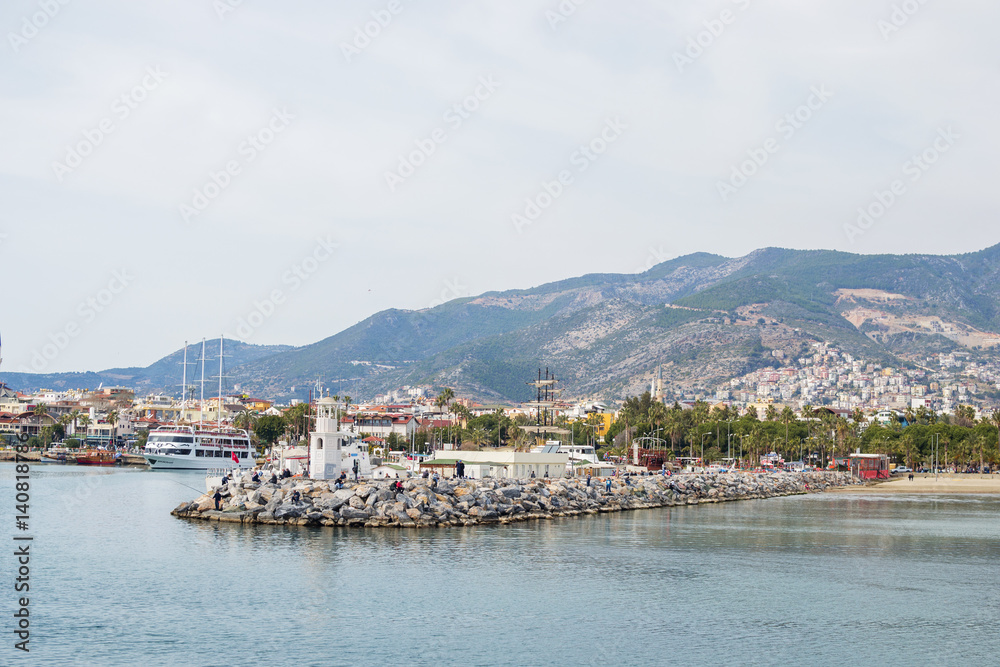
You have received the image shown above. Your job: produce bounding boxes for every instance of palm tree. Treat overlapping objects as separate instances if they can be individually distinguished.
[106,409,119,447]
[991,410,1000,465]
[77,414,91,447]
[233,408,258,433]
[900,432,915,470]
[437,387,456,445]
[69,410,81,440]
[57,414,72,440]
[780,406,796,452]
[764,404,778,422]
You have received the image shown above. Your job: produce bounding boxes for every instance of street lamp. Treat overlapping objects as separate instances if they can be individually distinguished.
[701,432,714,467]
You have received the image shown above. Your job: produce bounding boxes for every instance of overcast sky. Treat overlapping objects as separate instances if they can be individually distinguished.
[2,0,997,374]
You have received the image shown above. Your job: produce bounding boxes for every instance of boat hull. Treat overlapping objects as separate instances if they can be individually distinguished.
[75,453,118,466]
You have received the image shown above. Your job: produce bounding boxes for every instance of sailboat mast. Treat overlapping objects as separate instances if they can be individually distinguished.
[180,341,187,415]
[199,339,206,424]
[217,335,223,430]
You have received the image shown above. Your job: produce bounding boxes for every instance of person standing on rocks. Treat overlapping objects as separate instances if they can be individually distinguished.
[586,474,592,487]
[213,488,223,510]
[352,459,360,481]
[605,478,612,492]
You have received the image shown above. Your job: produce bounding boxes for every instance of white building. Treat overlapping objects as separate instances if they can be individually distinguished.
[423,450,569,479]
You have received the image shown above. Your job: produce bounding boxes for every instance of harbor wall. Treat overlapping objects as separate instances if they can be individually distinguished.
[171,471,860,528]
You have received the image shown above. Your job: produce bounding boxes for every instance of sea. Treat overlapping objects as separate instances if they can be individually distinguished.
[3,464,999,666]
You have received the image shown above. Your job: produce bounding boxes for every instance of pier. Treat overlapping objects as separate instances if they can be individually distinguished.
[171,471,859,528]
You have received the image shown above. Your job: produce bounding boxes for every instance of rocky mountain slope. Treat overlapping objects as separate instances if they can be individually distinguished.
[6,244,1000,403]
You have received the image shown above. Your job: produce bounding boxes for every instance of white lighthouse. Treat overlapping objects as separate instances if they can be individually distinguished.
[309,395,344,480]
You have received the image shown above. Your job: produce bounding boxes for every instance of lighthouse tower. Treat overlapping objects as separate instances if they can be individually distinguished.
[309,395,343,480]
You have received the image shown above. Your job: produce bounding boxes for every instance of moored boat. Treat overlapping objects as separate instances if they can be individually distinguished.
[74,450,119,466]
[143,424,256,471]
[40,445,72,463]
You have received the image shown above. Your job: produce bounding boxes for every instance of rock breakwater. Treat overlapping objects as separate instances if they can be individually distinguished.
[171,471,859,528]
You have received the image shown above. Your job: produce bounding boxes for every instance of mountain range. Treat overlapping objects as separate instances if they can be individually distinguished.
[5,243,1000,403]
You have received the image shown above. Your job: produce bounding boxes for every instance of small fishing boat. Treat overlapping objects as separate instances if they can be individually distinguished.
[40,445,71,463]
[74,450,119,466]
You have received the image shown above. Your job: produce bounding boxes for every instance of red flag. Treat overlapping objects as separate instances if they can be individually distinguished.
[231,451,240,464]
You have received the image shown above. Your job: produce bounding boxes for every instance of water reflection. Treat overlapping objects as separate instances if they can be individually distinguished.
[9,465,1000,667]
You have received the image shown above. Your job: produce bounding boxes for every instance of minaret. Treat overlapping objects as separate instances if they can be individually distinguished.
[309,394,343,479]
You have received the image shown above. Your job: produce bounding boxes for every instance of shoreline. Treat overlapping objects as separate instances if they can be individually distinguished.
[831,473,1000,495]
[171,471,859,528]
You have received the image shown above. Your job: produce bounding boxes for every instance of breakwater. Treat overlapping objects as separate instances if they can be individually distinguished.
[171,471,859,528]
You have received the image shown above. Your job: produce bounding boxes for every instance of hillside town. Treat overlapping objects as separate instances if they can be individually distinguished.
[713,341,1000,415]
[2,340,999,461]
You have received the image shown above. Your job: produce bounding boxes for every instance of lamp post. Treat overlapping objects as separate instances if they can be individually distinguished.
[727,432,735,463]
[931,432,939,481]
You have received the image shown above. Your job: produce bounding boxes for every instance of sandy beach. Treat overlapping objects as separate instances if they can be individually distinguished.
[834,473,1000,494]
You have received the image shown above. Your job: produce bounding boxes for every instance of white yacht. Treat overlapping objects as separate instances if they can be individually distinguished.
[143,425,257,470]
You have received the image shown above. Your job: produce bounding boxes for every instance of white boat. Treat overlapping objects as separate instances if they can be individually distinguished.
[41,445,72,463]
[532,440,600,472]
[341,436,373,479]
[142,424,257,470]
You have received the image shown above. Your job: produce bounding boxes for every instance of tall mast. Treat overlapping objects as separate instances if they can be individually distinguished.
[199,338,206,424]
[217,335,224,430]
[180,341,188,415]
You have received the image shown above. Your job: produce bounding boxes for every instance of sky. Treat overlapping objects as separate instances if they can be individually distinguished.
[2,0,998,374]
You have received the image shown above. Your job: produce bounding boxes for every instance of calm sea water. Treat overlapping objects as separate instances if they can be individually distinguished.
[3,464,999,666]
